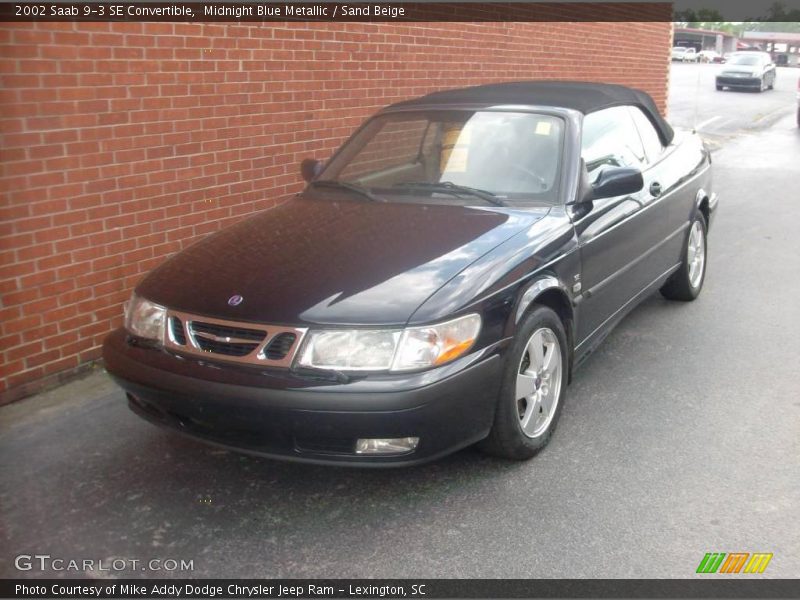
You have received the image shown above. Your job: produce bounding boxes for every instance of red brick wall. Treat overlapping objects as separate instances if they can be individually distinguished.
[0,20,673,402]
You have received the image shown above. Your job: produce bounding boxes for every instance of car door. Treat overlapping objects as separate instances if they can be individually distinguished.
[572,106,652,346]
[626,106,692,280]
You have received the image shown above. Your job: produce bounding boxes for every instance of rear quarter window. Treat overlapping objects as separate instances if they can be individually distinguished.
[628,106,665,164]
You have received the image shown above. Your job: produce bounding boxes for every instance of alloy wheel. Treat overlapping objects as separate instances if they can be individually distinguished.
[687,220,706,289]
[515,327,562,438]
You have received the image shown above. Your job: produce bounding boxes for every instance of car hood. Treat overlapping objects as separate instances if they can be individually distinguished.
[138,195,550,326]
[722,65,760,73]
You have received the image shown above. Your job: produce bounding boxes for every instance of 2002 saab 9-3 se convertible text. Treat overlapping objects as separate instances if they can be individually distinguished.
[104,82,718,466]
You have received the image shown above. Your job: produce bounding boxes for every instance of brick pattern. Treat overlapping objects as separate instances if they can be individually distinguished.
[0,20,672,401]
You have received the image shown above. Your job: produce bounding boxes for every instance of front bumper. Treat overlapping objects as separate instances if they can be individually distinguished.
[716,76,761,89]
[103,329,505,466]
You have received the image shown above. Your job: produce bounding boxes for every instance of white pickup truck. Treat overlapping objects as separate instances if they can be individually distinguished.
[671,47,698,62]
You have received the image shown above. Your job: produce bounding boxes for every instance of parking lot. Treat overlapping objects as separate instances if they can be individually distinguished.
[1,64,799,579]
[669,62,798,144]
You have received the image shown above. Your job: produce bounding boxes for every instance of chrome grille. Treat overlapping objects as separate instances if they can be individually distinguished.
[190,321,266,342]
[193,336,259,357]
[165,310,306,368]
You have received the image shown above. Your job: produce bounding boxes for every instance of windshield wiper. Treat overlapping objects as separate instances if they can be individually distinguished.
[310,180,383,202]
[392,181,505,207]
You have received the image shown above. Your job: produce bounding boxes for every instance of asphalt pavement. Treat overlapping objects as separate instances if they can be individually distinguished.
[668,62,799,148]
[1,65,799,579]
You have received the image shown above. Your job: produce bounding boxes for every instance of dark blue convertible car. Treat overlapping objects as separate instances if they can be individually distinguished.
[104,81,717,466]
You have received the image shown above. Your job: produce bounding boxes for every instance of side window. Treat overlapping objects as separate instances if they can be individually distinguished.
[628,106,665,163]
[581,106,646,181]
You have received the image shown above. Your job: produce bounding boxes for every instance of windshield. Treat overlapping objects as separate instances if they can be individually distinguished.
[318,110,565,205]
[728,55,763,66]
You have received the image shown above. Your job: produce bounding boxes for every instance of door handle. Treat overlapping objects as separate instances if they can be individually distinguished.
[649,182,662,197]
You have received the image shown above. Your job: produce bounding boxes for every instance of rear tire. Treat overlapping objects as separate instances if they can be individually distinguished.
[480,305,568,460]
[661,214,707,301]
[716,84,723,91]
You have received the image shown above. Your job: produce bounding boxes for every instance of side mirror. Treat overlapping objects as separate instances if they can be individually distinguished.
[300,158,323,183]
[586,166,644,201]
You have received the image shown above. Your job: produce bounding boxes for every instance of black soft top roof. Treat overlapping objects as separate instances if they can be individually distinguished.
[387,81,674,145]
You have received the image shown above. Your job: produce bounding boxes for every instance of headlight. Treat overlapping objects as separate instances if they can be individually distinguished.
[297,314,481,372]
[124,293,166,342]
[298,329,402,370]
[392,314,482,371]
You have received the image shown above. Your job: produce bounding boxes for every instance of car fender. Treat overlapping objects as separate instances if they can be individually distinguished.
[511,273,576,380]
[693,187,717,230]
[694,188,708,212]
[514,275,564,325]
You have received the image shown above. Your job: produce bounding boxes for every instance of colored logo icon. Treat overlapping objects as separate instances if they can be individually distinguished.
[697,552,773,574]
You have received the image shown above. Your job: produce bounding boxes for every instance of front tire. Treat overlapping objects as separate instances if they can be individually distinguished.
[661,214,707,301]
[480,305,568,460]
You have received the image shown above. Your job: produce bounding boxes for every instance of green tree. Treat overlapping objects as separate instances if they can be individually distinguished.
[744,1,800,29]
[674,8,726,25]
[675,2,800,31]
[745,21,800,33]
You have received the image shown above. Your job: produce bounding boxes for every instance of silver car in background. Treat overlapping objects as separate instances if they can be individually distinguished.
[716,52,776,92]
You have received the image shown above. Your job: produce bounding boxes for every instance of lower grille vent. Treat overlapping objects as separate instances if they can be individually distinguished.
[170,317,187,345]
[263,333,297,360]
[194,338,259,357]
[294,436,356,455]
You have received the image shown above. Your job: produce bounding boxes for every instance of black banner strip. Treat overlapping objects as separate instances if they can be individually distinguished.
[2,2,676,22]
[3,0,800,21]
[2,579,800,599]
[3,0,800,22]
